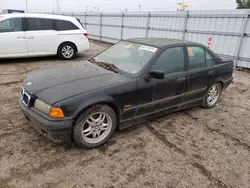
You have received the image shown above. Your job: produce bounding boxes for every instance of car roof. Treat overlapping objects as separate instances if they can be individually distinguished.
[125,37,198,48]
[0,13,76,21]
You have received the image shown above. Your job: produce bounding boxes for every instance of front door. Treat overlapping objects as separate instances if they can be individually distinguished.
[136,46,187,118]
[25,18,58,56]
[0,17,28,58]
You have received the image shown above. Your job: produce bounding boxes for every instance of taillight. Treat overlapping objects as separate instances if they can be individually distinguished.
[84,33,88,37]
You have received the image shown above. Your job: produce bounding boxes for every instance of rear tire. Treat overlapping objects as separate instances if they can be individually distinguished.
[73,105,117,148]
[202,83,222,108]
[58,43,76,60]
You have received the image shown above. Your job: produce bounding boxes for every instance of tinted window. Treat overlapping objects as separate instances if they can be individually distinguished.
[187,46,206,69]
[55,20,79,31]
[27,18,53,31]
[152,47,184,73]
[0,18,23,33]
[205,50,216,66]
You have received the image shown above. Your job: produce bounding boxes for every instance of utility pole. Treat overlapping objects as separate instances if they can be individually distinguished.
[57,0,60,13]
[86,5,88,12]
[25,0,28,12]
[52,2,54,13]
[139,2,141,12]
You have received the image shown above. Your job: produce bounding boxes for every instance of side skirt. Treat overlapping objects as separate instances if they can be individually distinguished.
[119,98,202,130]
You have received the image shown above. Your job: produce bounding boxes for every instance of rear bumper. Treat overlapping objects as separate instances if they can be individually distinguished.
[223,77,233,90]
[77,39,90,53]
[19,100,73,143]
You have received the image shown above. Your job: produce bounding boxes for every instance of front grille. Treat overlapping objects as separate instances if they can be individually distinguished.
[20,87,32,107]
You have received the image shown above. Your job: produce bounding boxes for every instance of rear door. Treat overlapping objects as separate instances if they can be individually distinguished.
[25,17,58,56]
[184,45,216,103]
[136,46,187,117]
[0,17,28,58]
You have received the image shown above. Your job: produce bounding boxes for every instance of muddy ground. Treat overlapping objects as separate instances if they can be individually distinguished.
[0,40,250,188]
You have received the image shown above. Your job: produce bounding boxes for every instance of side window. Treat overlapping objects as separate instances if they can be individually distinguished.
[27,18,53,31]
[0,18,23,33]
[205,50,216,66]
[55,20,79,31]
[187,46,206,69]
[152,47,184,73]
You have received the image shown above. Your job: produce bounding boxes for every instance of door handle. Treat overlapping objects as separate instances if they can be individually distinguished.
[208,70,214,75]
[26,36,34,39]
[177,77,186,82]
[18,36,26,39]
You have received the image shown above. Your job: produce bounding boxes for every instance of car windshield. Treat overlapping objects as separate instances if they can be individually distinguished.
[93,41,158,74]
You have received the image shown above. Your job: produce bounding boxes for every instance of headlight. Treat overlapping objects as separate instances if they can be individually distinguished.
[34,99,64,118]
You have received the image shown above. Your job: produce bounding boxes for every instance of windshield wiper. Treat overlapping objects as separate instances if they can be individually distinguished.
[89,59,122,74]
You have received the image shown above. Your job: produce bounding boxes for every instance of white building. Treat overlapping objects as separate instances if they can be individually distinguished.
[0,0,26,13]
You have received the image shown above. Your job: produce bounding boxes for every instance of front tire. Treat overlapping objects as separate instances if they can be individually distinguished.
[73,105,117,148]
[202,83,222,108]
[58,43,76,60]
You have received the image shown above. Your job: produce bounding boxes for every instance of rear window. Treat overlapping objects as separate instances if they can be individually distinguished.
[76,18,84,28]
[27,18,53,31]
[187,46,206,69]
[55,20,79,31]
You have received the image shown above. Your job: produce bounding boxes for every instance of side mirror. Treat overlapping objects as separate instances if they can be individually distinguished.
[149,70,165,80]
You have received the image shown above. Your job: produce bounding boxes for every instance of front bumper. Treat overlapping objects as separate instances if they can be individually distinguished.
[19,100,73,143]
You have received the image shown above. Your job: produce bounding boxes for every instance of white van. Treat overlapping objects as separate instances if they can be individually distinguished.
[0,13,89,60]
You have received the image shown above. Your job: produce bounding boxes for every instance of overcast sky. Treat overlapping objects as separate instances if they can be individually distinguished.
[1,0,237,12]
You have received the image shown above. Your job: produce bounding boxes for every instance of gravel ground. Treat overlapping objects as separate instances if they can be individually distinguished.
[0,40,250,188]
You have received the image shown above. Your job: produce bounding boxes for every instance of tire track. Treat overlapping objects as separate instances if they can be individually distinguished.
[184,110,250,153]
[0,81,22,86]
[146,124,229,188]
[191,162,228,188]
[146,124,186,156]
[205,126,250,153]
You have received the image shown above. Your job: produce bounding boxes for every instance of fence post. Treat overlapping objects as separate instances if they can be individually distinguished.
[121,12,124,40]
[145,12,150,37]
[99,13,102,41]
[235,13,249,67]
[182,10,189,40]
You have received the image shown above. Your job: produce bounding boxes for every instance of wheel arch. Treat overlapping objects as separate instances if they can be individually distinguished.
[57,41,78,54]
[211,77,224,89]
[73,100,121,128]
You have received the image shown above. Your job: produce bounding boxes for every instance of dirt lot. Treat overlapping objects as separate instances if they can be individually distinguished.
[0,40,250,188]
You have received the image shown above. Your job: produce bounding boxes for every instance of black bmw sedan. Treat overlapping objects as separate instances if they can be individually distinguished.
[20,38,233,148]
